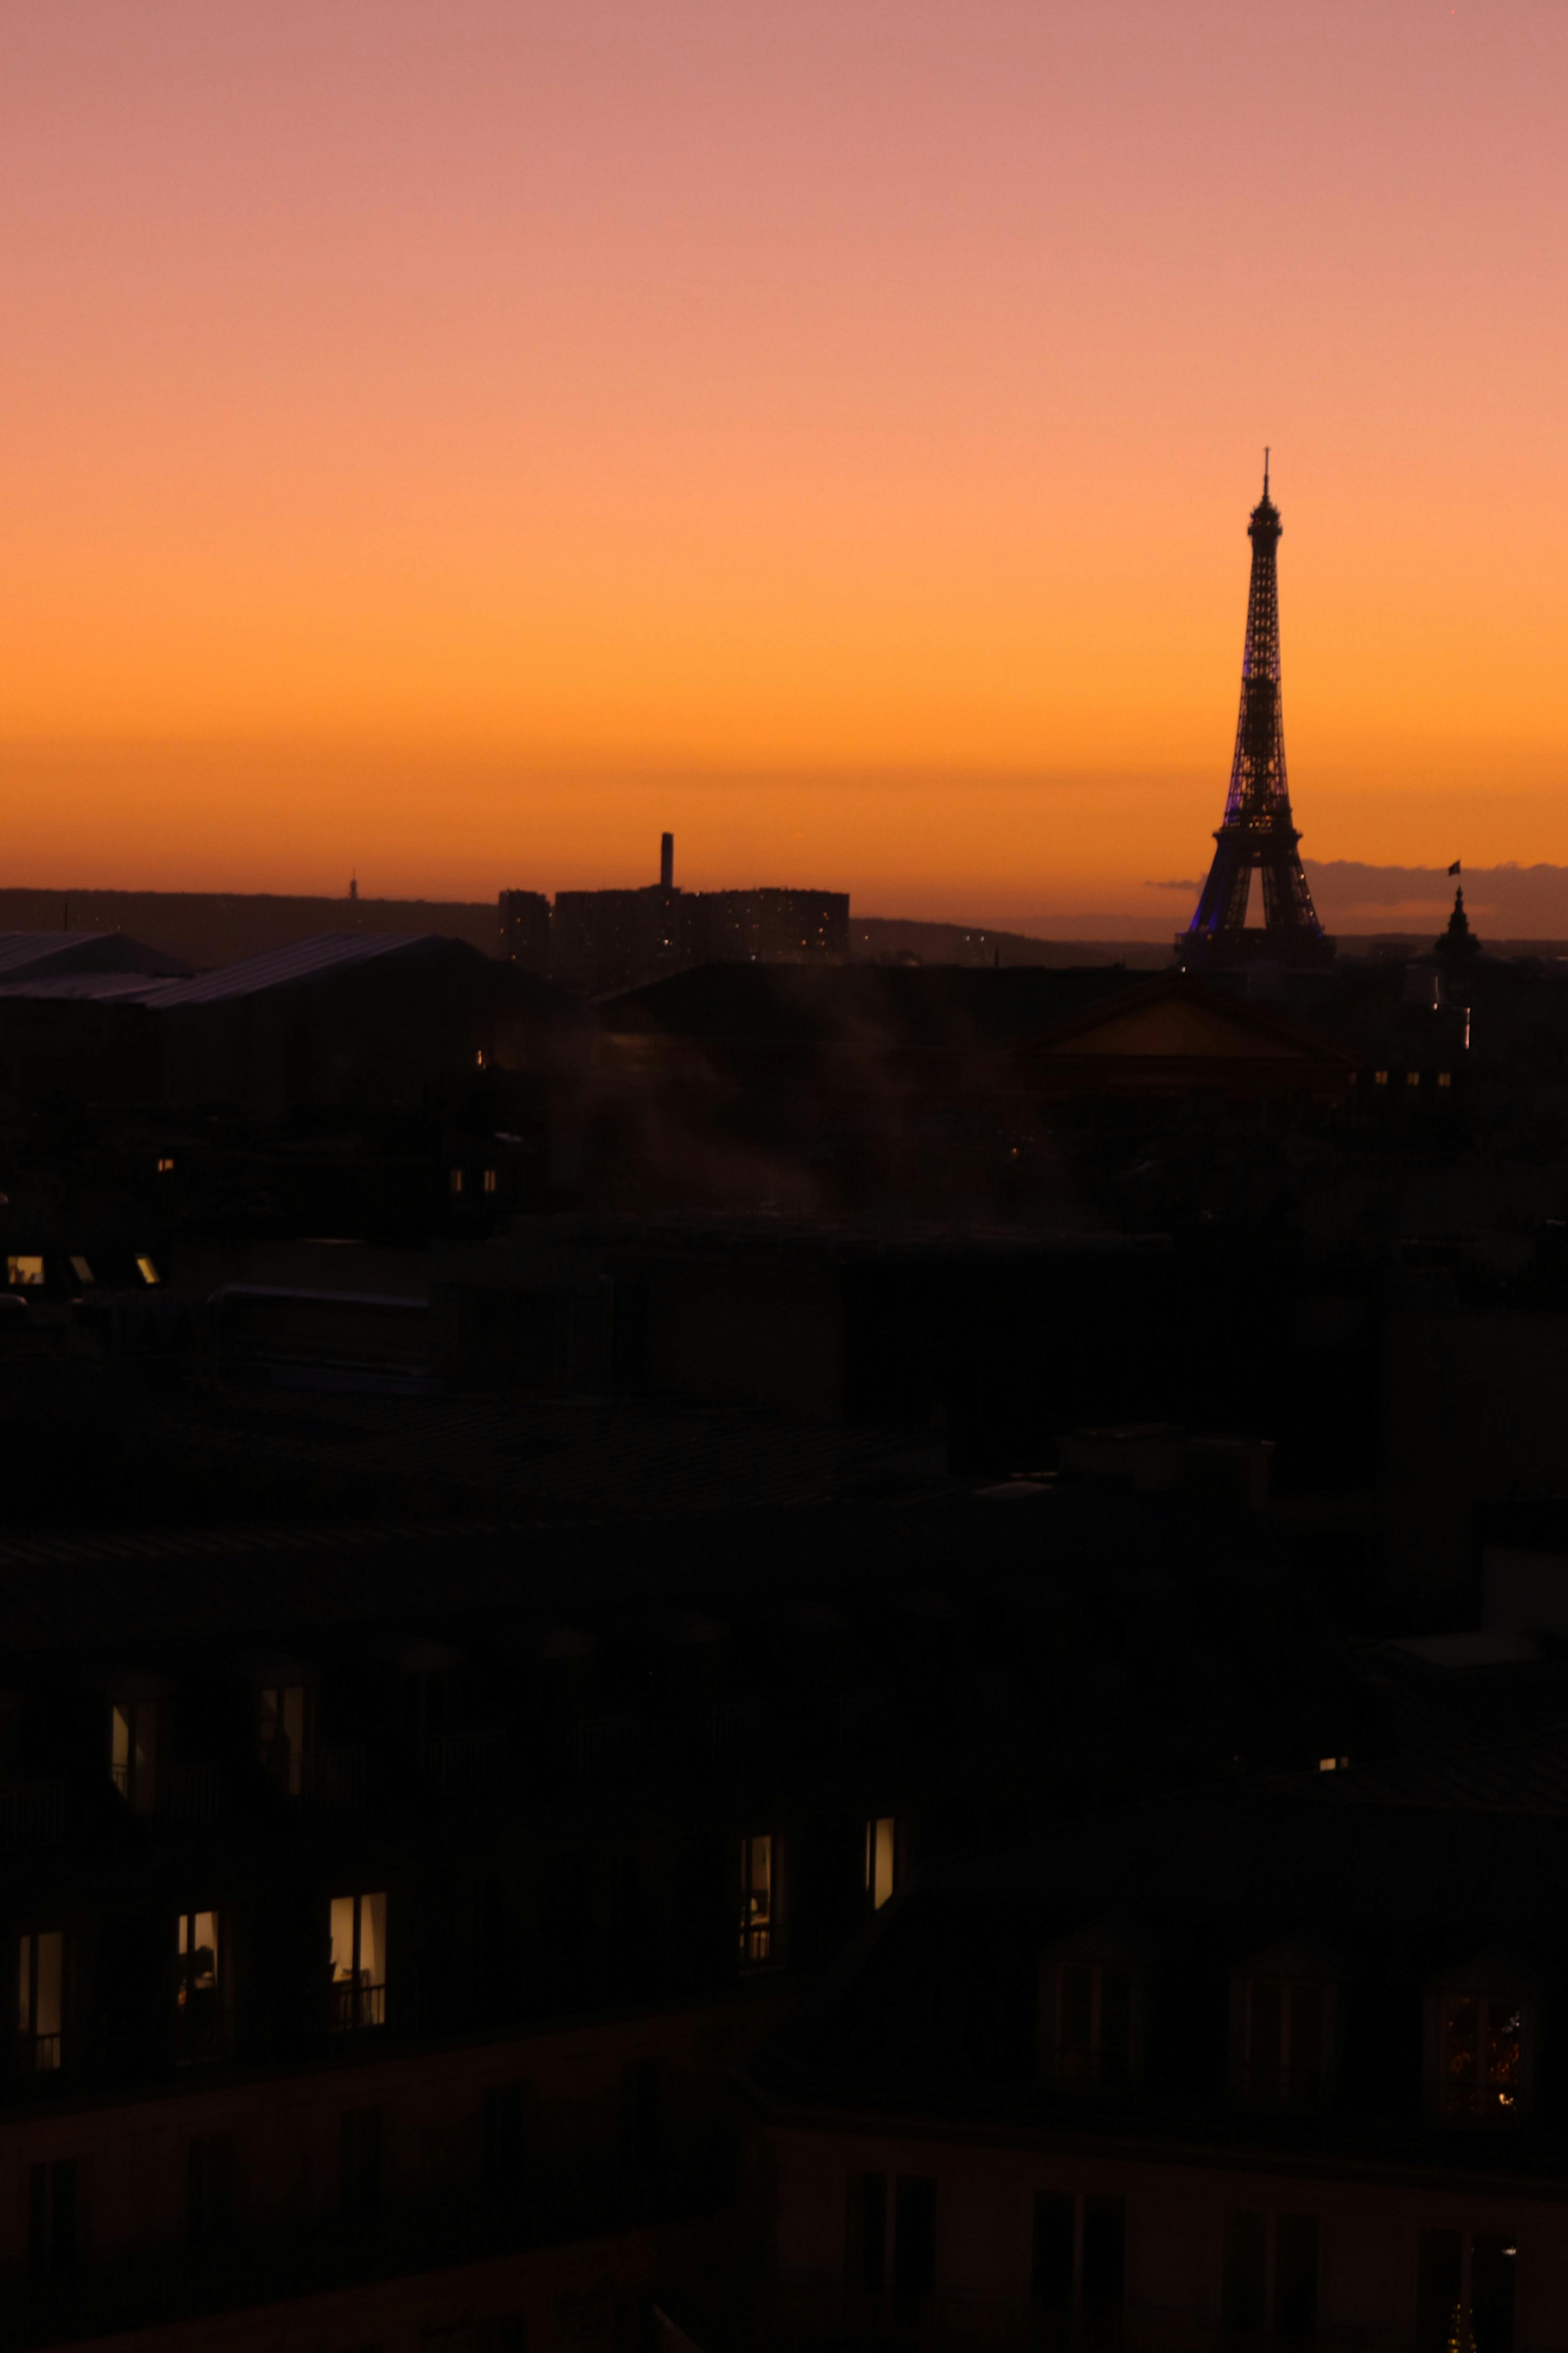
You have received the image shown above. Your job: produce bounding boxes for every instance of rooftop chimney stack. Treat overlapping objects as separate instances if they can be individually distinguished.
[660,832,674,891]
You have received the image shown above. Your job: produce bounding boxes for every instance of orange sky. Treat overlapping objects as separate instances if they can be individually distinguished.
[3,1,1565,931]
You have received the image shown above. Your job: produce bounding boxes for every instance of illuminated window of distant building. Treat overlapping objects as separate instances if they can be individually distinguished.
[135,1254,160,1286]
[1438,1991,1526,2120]
[175,1910,225,2064]
[1438,1072,1452,1089]
[1238,1976,1327,2105]
[156,1157,175,1175]
[17,1930,64,2073]
[475,1048,488,1069]
[111,1699,159,1813]
[259,1684,309,1797]
[1407,1070,1422,1088]
[68,1256,94,1285]
[483,1168,498,1195]
[1419,2229,1517,2353]
[449,1169,464,1196]
[739,1833,776,1968]
[1049,1959,1135,2090]
[330,1891,387,2031]
[1374,1071,1389,1087]
[6,1256,44,1287]
[865,1817,897,1911]
[1318,1755,1348,1772]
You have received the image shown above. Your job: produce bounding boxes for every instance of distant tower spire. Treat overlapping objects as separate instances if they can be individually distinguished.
[1179,464,1332,968]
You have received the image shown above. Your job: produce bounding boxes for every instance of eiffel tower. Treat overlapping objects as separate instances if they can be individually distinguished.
[1180,459,1333,968]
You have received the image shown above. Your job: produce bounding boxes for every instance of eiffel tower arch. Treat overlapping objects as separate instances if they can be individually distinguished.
[1179,461,1334,969]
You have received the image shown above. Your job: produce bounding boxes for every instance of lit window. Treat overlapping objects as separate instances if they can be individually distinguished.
[865,1817,897,1911]
[1374,1071,1388,1087]
[1240,1977,1326,2105]
[475,1048,488,1069]
[1439,1993,1523,2119]
[1318,1756,1349,1773]
[111,1700,158,1813]
[483,1168,498,1195]
[1438,1072,1452,1089]
[449,1169,464,1196]
[68,1256,94,1286]
[330,1891,387,2031]
[1051,1961,1135,2090]
[17,1931,64,2073]
[6,1256,44,1288]
[176,1910,224,2064]
[156,1157,175,1175]
[259,1684,308,1797]
[136,1255,160,1286]
[739,1833,776,1968]
[1407,1071,1422,1089]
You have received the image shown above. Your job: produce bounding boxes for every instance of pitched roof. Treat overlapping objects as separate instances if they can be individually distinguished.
[1025,974,1354,1064]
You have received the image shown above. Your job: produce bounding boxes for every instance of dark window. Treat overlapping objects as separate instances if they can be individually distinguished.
[847,2170,887,2295]
[1472,2236,1517,2353]
[341,2105,383,2222]
[1082,2196,1125,2347]
[483,2081,528,2190]
[188,2132,235,2246]
[1056,1962,1134,2089]
[1224,2210,1268,2337]
[28,2158,78,2278]
[893,2174,937,2300]
[1032,2191,1075,2316]
[1242,1978,1327,2104]
[620,2057,663,2173]
[1276,2215,1319,2342]
[1419,2229,1464,2353]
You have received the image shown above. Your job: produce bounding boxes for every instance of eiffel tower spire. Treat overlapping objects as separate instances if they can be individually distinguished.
[1180,463,1333,968]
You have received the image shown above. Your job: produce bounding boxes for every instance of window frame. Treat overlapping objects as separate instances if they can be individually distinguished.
[1431,1981,1532,2123]
[110,1697,160,1815]
[17,1928,65,2075]
[329,1890,388,2032]
[175,1906,231,2066]
[1232,1972,1333,2109]
[738,1831,780,1970]
[1042,1952,1141,2092]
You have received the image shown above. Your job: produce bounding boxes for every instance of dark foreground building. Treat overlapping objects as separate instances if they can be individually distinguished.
[736,1748,1568,2351]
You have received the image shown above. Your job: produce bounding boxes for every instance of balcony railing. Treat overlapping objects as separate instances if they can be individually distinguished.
[1049,2047,1133,2092]
[16,2030,62,2075]
[159,1761,221,1828]
[417,1728,509,1799]
[0,1778,64,1849]
[1236,2062,1326,2108]
[304,1744,368,1810]
[562,1712,641,1784]
[696,1697,765,1767]
[329,1977,387,2033]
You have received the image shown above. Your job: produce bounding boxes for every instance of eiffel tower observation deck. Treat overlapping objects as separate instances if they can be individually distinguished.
[1180,460,1334,969]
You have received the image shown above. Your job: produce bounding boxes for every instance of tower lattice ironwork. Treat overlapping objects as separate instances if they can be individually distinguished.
[1181,459,1331,966]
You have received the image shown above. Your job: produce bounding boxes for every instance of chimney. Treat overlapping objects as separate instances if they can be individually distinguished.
[660,832,674,890]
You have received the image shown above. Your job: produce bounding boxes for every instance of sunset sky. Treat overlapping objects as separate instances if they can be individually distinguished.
[3,0,1565,932]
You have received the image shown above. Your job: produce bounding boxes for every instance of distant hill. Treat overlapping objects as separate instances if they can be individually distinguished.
[852,916,1170,968]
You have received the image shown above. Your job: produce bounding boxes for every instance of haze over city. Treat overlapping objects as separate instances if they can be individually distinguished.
[4,0,1566,931]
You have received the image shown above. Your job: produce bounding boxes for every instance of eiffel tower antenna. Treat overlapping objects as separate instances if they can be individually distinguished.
[1180,465,1333,969]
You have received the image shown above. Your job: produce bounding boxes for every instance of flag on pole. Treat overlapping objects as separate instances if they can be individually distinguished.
[1448,860,1461,876]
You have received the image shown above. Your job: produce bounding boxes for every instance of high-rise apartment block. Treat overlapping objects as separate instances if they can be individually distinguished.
[499,838,849,995]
